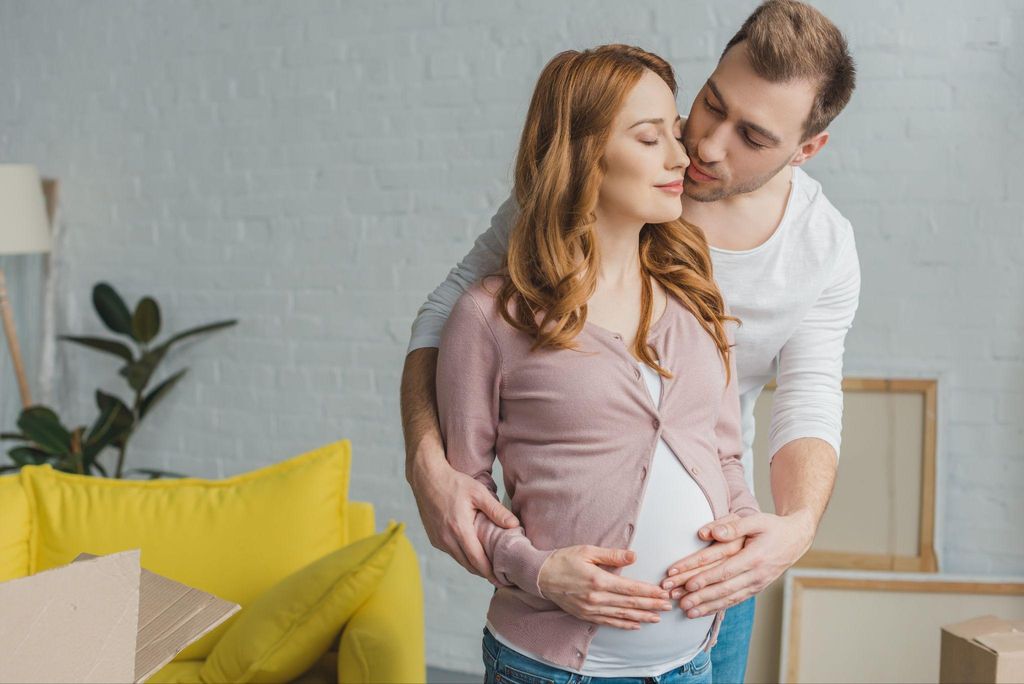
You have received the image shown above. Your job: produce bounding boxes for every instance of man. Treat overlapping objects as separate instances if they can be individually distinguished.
[401,1,859,681]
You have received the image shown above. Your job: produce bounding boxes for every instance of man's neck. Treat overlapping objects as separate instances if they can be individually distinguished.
[683,165,795,252]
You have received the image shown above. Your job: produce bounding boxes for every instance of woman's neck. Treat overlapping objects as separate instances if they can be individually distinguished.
[592,214,644,289]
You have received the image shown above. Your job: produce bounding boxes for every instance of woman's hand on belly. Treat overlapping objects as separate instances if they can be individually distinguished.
[537,545,676,630]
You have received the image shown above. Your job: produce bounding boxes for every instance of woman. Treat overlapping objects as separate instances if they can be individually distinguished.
[435,45,760,683]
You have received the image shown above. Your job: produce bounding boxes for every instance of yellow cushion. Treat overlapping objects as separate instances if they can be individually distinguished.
[0,474,30,582]
[20,439,351,661]
[148,659,204,684]
[337,531,426,684]
[199,521,405,684]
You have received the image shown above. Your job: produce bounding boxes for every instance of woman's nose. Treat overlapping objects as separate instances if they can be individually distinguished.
[668,140,689,170]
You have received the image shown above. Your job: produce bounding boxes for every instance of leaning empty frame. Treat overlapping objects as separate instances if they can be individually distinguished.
[779,569,1024,683]
[753,378,938,572]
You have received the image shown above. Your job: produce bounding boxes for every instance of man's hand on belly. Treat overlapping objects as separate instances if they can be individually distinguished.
[658,510,815,617]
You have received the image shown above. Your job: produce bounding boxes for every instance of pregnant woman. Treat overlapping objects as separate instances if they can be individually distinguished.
[435,44,761,683]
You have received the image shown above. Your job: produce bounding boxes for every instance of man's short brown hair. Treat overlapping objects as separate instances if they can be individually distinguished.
[722,0,856,138]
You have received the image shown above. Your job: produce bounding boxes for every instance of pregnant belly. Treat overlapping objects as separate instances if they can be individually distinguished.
[582,439,717,675]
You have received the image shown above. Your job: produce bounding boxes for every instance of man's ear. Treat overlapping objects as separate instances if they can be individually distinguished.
[790,130,829,167]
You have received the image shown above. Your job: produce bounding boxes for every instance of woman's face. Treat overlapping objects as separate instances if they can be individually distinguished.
[596,69,690,227]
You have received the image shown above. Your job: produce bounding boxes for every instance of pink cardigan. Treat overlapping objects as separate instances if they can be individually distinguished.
[436,275,760,671]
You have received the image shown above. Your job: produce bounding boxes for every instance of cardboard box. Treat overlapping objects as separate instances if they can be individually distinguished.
[0,549,240,683]
[940,614,1024,683]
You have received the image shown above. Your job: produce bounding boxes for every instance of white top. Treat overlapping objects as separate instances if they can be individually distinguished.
[409,167,861,490]
[488,360,714,676]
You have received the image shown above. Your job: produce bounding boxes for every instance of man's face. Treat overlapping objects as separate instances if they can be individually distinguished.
[682,42,819,202]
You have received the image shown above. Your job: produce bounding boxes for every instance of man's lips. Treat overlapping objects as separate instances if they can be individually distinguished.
[687,163,718,182]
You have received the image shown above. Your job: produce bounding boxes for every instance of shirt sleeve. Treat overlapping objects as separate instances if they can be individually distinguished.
[435,290,556,599]
[768,228,861,466]
[407,193,518,354]
[717,317,761,518]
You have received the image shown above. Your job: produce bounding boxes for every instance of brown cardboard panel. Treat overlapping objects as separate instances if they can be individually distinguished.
[73,552,240,683]
[0,550,141,683]
[945,615,1024,641]
[941,615,1024,683]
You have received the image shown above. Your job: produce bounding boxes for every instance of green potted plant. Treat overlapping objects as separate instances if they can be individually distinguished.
[1,282,237,478]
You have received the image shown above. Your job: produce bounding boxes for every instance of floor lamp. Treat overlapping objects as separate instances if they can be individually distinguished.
[0,165,53,408]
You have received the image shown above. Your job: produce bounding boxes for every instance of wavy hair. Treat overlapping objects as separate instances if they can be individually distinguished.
[494,44,738,381]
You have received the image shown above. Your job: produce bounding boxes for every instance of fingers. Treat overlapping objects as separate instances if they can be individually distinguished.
[604,573,671,601]
[450,525,500,585]
[446,537,479,578]
[589,546,637,568]
[663,538,743,585]
[697,513,741,541]
[665,559,724,598]
[475,491,520,529]
[679,575,758,617]
[681,552,751,594]
[587,595,668,627]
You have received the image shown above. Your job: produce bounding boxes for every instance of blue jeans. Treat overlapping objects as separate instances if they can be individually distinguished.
[709,596,756,684]
[482,626,712,684]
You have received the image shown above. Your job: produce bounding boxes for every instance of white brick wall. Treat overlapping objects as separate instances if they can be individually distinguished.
[1,0,1021,673]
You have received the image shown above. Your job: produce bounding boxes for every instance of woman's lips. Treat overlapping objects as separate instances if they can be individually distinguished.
[656,180,685,194]
[687,163,717,182]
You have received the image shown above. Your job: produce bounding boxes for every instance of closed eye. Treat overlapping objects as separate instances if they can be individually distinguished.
[641,137,686,146]
[705,97,767,150]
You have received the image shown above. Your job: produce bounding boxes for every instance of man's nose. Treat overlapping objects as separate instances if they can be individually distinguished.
[696,124,727,164]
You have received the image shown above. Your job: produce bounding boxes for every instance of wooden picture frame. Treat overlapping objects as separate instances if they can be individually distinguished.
[779,569,1024,683]
[754,377,938,572]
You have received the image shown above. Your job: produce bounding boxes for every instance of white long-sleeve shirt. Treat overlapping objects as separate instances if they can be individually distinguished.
[410,166,861,491]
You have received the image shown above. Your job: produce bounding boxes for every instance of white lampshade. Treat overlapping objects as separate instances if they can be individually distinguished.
[0,164,52,255]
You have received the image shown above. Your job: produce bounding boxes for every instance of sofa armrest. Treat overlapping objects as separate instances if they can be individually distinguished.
[337,527,425,684]
[346,501,376,544]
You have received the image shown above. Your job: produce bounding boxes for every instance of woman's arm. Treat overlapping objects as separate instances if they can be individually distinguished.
[435,290,555,599]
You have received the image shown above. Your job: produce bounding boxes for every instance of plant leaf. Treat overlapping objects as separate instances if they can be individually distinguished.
[122,467,188,480]
[140,369,188,419]
[89,460,109,477]
[93,283,134,337]
[16,406,72,455]
[0,432,26,441]
[84,398,132,459]
[92,391,135,453]
[9,446,49,466]
[57,335,134,363]
[118,347,169,392]
[132,297,161,344]
[160,319,238,349]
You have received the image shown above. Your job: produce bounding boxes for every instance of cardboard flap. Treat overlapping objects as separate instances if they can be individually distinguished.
[944,614,1016,639]
[976,630,1024,656]
[0,550,141,684]
[73,552,241,683]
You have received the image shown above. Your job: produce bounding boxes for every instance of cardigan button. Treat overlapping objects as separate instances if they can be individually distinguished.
[652,418,660,429]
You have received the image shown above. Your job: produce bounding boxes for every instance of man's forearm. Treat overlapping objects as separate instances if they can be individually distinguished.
[769,437,838,540]
[401,347,445,482]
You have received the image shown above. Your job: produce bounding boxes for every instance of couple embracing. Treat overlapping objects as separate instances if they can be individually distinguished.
[402,1,861,682]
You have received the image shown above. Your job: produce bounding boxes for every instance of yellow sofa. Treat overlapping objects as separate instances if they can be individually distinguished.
[0,440,425,684]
